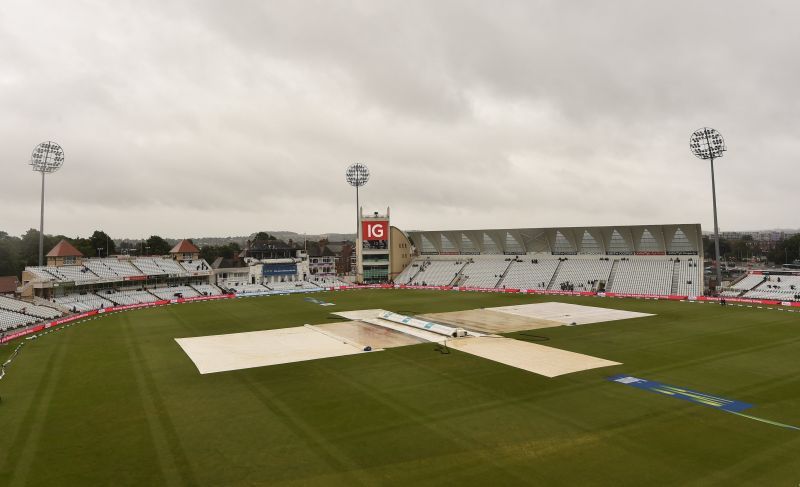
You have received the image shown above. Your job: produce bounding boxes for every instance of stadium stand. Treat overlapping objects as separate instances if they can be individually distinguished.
[0,309,40,331]
[23,264,99,283]
[743,289,799,300]
[406,259,466,286]
[741,274,800,301]
[266,281,321,291]
[150,286,201,300]
[607,259,674,295]
[729,274,768,296]
[102,290,160,306]
[500,259,560,290]
[673,259,702,297]
[220,281,269,294]
[306,276,349,288]
[191,284,224,296]
[47,265,99,282]
[14,240,219,314]
[84,259,144,279]
[399,254,687,296]
[83,260,119,280]
[53,293,115,312]
[24,260,154,284]
[25,266,66,282]
[132,258,186,276]
[0,294,64,331]
[150,287,180,300]
[0,295,61,319]
[722,274,767,296]
[548,258,614,292]
[459,258,513,288]
[131,258,163,275]
[395,262,422,284]
[402,224,704,296]
[181,260,211,273]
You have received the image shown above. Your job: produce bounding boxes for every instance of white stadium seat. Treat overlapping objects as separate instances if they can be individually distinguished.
[500,259,560,290]
[53,293,114,312]
[398,254,702,297]
[673,260,702,297]
[0,309,39,331]
[406,259,465,286]
[0,296,61,320]
[307,276,349,287]
[460,259,512,288]
[150,286,201,300]
[608,260,673,295]
[266,281,321,291]
[84,259,144,279]
[742,275,800,301]
[549,258,614,292]
[132,258,188,276]
[191,284,224,296]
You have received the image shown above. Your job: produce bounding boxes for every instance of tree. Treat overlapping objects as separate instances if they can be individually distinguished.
[254,232,276,241]
[69,236,94,258]
[0,232,22,276]
[89,230,116,257]
[768,235,800,265]
[19,229,62,267]
[145,235,171,256]
[730,238,755,261]
[118,240,139,255]
[200,242,241,263]
[702,236,732,261]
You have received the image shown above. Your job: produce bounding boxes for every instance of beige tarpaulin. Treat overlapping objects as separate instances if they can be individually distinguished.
[176,326,372,374]
[448,337,621,377]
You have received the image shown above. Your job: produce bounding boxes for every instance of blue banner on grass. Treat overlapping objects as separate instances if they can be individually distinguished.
[304,297,334,306]
[607,374,753,412]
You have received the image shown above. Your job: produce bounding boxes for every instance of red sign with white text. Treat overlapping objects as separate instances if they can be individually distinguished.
[362,221,389,241]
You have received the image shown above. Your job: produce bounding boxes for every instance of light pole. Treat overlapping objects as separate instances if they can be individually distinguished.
[30,141,65,267]
[690,127,727,293]
[345,163,370,283]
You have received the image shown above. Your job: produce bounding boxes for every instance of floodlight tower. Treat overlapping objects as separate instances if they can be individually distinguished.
[690,127,726,292]
[30,141,65,266]
[345,163,370,281]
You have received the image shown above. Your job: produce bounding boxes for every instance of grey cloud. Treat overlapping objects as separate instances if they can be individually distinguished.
[1,0,798,239]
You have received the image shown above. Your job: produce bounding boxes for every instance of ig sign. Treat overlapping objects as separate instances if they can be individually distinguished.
[362,221,389,241]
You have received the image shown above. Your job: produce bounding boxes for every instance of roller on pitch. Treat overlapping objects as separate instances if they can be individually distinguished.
[378,311,469,338]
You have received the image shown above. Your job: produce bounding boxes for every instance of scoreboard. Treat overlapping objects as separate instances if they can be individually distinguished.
[358,210,391,283]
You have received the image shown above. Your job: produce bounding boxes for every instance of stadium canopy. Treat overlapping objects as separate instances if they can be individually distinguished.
[406,224,702,256]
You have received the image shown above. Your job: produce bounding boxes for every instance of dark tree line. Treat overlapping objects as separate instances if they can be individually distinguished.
[703,234,800,264]
[768,234,800,265]
[0,229,250,279]
[0,229,177,278]
[0,229,115,277]
[199,242,241,264]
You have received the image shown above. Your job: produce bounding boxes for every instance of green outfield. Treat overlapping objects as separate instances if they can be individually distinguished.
[1,290,799,486]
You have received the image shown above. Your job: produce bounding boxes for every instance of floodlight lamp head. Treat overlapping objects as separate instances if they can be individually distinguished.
[30,141,65,173]
[689,127,726,160]
[345,163,370,187]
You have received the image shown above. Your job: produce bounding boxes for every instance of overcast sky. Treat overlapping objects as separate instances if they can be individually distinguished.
[1,1,798,239]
